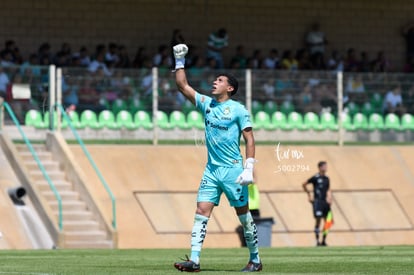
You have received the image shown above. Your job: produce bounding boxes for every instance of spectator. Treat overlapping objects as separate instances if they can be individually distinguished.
[383,84,405,115]
[117,45,130,68]
[402,22,414,60]
[88,52,112,76]
[358,51,371,72]
[132,46,148,68]
[296,49,312,70]
[1,40,21,63]
[0,50,15,67]
[230,45,247,69]
[371,51,391,72]
[153,44,172,67]
[105,42,119,65]
[280,50,298,71]
[263,49,279,69]
[78,46,91,67]
[0,67,10,98]
[20,53,41,77]
[403,56,414,73]
[327,50,344,72]
[77,77,104,113]
[185,45,201,68]
[38,42,52,65]
[206,27,228,69]
[346,75,365,93]
[305,23,328,63]
[403,84,414,114]
[262,78,276,100]
[62,73,79,109]
[344,48,359,72]
[248,49,263,69]
[54,42,71,66]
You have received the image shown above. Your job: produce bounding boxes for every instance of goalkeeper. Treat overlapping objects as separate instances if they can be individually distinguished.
[172,44,262,273]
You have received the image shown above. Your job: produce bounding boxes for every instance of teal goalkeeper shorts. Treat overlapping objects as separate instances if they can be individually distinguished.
[197,164,248,208]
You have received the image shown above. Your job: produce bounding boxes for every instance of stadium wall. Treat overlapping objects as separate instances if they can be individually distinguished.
[70,145,414,248]
[0,0,413,67]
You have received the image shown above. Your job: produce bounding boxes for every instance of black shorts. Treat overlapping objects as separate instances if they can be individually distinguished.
[313,200,330,218]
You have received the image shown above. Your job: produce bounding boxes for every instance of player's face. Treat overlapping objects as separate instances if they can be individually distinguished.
[211,76,233,96]
[319,164,327,173]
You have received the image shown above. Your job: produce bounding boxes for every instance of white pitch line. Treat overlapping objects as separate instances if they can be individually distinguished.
[0,272,54,275]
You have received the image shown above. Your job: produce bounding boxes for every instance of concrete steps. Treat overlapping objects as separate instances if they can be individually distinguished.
[16,144,112,248]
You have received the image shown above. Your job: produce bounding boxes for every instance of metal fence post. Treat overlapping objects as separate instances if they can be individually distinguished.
[337,71,344,146]
[56,68,62,132]
[245,69,252,115]
[48,65,56,131]
[152,67,159,145]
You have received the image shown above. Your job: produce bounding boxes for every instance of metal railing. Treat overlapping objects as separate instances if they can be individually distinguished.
[0,100,63,230]
[56,103,117,229]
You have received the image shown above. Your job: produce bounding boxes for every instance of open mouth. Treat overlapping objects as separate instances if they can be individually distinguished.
[211,85,217,92]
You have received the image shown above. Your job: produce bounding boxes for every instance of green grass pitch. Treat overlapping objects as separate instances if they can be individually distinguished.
[0,246,413,274]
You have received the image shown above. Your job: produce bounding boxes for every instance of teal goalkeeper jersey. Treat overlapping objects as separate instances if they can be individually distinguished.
[195,92,252,167]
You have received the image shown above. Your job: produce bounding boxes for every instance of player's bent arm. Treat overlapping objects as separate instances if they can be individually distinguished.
[242,127,255,159]
[302,182,313,202]
[175,69,196,105]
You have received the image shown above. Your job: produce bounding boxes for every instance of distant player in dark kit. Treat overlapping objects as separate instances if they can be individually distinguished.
[302,161,333,246]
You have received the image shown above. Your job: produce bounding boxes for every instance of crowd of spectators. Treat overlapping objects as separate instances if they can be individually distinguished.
[1,22,414,123]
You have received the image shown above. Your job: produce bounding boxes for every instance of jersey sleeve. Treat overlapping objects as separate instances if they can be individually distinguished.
[238,105,252,131]
[195,92,211,113]
[307,175,316,184]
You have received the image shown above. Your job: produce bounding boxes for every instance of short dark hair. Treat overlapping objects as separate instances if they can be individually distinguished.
[217,73,239,96]
[318,161,327,168]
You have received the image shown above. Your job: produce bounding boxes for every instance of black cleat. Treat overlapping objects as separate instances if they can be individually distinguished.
[174,255,201,272]
[320,241,328,246]
[241,261,263,272]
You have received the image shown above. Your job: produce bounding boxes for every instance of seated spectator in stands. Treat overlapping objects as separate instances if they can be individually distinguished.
[20,54,41,77]
[229,45,247,69]
[262,78,276,100]
[62,73,79,109]
[280,50,298,71]
[358,51,371,72]
[0,66,10,98]
[296,49,312,70]
[206,28,228,69]
[53,42,72,66]
[184,45,201,68]
[188,57,206,77]
[263,49,279,69]
[308,72,321,88]
[88,52,111,76]
[318,83,337,113]
[298,84,313,110]
[403,84,414,114]
[344,48,359,72]
[248,49,263,69]
[1,40,22,64]
[402,22,414,60]
[403,56,414,73]
[38,42,52,65]
[346,75,365,93]
[77,46,91,67]
[0,50,15,67]
[275,71,295,93]
[327,50,344,72]
[204,58,217,72]
[383,84,405,115]
[106,42,119,65]
[132,47,148,68]
[305,22,328,59]
[117,45,130,68]
[77,77,104,113]
[371,51,391,72]
[153,44,172,67]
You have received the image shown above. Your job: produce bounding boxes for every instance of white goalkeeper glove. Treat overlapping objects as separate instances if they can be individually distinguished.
[173,44,188,70]
[236,158,256,186]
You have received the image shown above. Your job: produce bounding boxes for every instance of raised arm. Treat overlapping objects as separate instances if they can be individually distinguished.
[173,44,196,105]
[236,128,256,186]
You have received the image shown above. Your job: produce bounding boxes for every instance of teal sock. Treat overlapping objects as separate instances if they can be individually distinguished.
[238,212,261,264]
[190,214,209,264]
